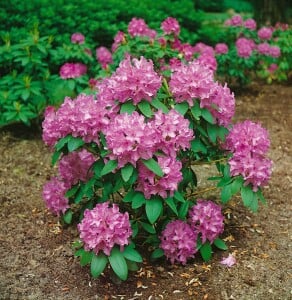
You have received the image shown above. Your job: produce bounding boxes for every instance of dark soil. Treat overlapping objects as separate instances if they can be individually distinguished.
[0,83,291,300]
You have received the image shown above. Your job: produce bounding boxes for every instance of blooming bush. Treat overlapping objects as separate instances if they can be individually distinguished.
[216,14,291,85]
[42,17,272,281]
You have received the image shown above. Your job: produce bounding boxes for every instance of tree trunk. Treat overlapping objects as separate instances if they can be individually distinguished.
[251,0,288,26]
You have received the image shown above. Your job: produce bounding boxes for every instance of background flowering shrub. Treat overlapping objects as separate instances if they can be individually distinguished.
[42,17,273,281]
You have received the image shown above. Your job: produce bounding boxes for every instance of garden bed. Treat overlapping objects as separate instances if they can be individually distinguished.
[0,82,291,300]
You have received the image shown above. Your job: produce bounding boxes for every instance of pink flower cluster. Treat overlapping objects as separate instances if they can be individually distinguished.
[71,32,85,44]
[235,37,256,58]
[59,149,96,186]
[215,43,229,55]
[224,120,272,190]
[225,15,243,27]
[78,202,132,256]
[96,46,113,69]
[59,62,87,79]
[189,200,224,244]
[258,27,273,40]
[243,19,257,30]
[136,156,183,199]
[42,177,70,216]
[169,60,214,106]
[200,82,235,126]
[128,18,156,39]
[257,43,281,57]
[160,220,197,264]
[112,31,125,52]
[103,56,162,105]
[161,17,180,36]
[42,94,110,147]
[105,109,194,169]
[160,199,224,264]
[105,112,156,168]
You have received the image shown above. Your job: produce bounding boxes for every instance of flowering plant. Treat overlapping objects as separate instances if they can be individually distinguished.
[42,17,272,281]
[216,15,291,85]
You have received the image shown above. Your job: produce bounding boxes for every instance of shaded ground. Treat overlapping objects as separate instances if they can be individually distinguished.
[0,83,291,300]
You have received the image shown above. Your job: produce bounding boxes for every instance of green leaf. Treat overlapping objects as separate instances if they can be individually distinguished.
[256,189,267,205]
[140,222,156,234]
[131,222,139,238]
[120,101,136,114]
[91,253,108,278]
[109,247,128,281]
[217,126,229,141]
[201,108,214,124]
[174,102,189,115]
[121,164,134,182]
[126,260,139,271]
[122,246,143,263]
[145,197,163,224]
[80,251,93,266]
[55,135,71,151]
[174,191,185,203]
[165,197,178,215]
[191,139,207,154]
[68,79,75,90]
[150,248,164,260]
[142,158,163,177]
[230,177,244,195]
[221,185,232,203]
[200,242,212,261]
[132,192,146,209]
[241,185,255,208]
[21,89,30,101]
[123,190,135,203]
[178,201,189,219]
[51,150,62,166]
[63,210,72,224]
[151,98,169,113]
[213,238,228,250]
[207,123,217,143]
[249,197,258,212]
[100,160,118,176]
[190,101,201,120]
[67,137,85,152]
[65,184,79,198]
[138,100,153,117]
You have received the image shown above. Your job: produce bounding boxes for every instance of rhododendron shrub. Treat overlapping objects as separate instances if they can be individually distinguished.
[216,14,290,85]
[43,17,272,281]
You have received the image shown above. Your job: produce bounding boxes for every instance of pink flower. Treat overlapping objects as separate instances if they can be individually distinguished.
[112,31,126,52]
[224,120,270,156]
[189,200,224,244]
[160,220,197,264]
[151,109,194,157]
[215,43,229,55]
[96,46,113,69]
[200,82,235,126]
[258,27,273,40]
[161,17,180,36]
[78,202,132,256]
[268,63,278,73]
[169,60,214,106]
[59,149,96,186]
[136,156,183,199]
[226,15,243,27]
[235,37,255,58]
[59,62,87,79]
[105,56,162,105]
[228,153,272,191]
[42,177,69,216]
[71,32,85,44]
[105,112,157,168]
[243,19,257,30]
[269,45,281,58]
[42,94,110,147]
[193,42,214,56]
[221,254,236,267]
[197,54,217,72]
[180,43,195,61]
[257,43,271,55]
[127,18,156,39]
